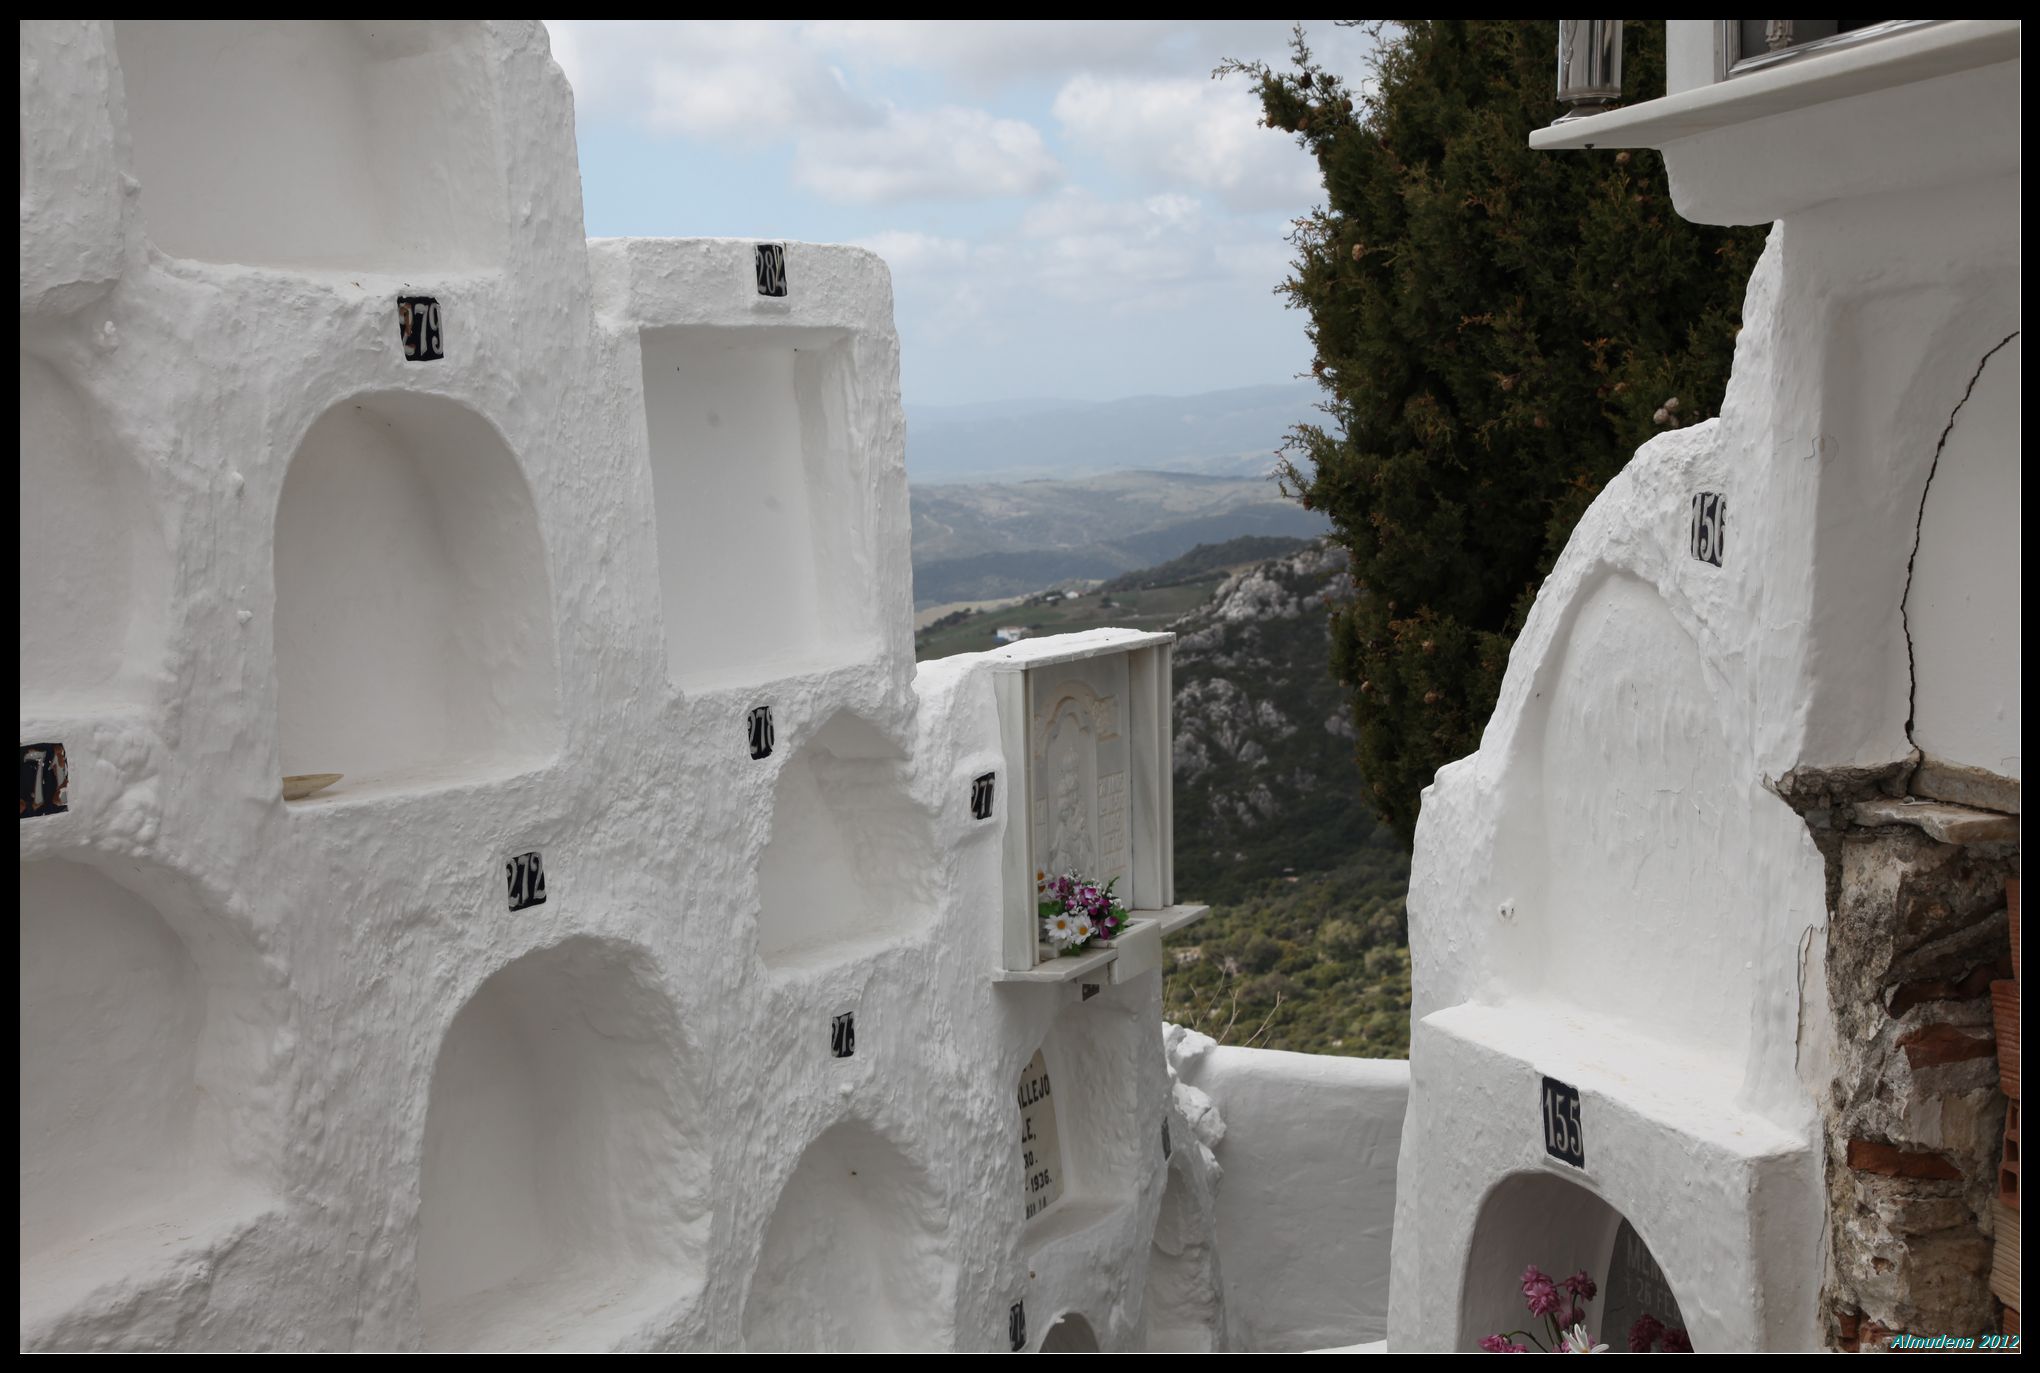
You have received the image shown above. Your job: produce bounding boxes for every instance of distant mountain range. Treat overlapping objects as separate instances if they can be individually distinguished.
[909,469,1330,607]
[904,381,1323,484]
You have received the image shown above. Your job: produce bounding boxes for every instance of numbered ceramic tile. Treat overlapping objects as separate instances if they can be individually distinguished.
[19,742,69,818]
[398,295,443,362]
[1161,1119,1172,1160]
[970,771,996,821]
[1540,1075,1585,1169]
[1689,491,1725,566]
[754,242,788,297]
[1008,1302,1027,1353]
[747,705,775,760]
[1017,1049,1064,1222]
[830,1011,855,1059]
[505,851,547,911]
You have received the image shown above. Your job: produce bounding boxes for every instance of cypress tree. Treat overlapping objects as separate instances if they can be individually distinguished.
[1233,21,1766,844]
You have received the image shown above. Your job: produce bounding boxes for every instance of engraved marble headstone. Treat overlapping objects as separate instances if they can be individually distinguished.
[1030,658,1129,893]
[1601,1218,1688,1350]
[1017,1048,1064,1222]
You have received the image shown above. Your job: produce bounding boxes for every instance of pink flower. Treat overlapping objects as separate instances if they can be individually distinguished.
[1559,1303,1584,1330]
[1562,1270,1598,1302]
[1660,1327,1692,1354]
[1479,1335,1529,1353]
[1521,1266,1561,1318]
[1627,1315,1664,1353]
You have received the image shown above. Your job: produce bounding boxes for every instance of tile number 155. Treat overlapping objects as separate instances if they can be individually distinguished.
[1541,1076,1585,1169]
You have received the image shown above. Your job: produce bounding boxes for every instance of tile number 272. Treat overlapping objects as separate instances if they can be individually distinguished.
[1540,1075,1584,1169]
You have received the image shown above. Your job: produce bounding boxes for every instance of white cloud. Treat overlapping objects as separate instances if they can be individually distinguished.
[547,20,875,143]
[795,107,1062,204]
[1051,72,1318,212]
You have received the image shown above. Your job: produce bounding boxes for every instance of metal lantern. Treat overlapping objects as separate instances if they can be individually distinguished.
[1555,20,1624,120]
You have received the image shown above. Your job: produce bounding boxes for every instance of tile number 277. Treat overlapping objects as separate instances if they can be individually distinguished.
[1541,1075,1585,1169]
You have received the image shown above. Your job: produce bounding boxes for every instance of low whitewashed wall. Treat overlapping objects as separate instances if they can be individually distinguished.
[1177,1039,1408,1351]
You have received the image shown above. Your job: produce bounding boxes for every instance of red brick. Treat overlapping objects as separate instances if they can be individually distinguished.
[1897,1021,1998,1069]
[1847,1137,1965,1180]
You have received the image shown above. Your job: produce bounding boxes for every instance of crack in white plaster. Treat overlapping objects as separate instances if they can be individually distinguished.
[1897,331,2018,745]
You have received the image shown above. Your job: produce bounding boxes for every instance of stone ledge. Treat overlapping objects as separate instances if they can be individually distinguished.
[1851,798,2020,846]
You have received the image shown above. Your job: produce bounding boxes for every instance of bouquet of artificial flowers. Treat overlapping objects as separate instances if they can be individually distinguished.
[1037,871,1126,955]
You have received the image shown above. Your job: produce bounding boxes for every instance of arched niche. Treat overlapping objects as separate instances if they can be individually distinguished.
[740,1120,951,1352]
[637,325,876,691]
[19,857,280,1322]
[113,21,507,273]
[18,355,165,712]
[1038,1310,1101,1352]
[1019,996,1144,1239]
[1457,1173,1689,1353]
[1907,333,2020,782]
[1143,1156,1223,1352]
[1504,572,1749,1057]
[274,391,560,801]
[416,936,707,1352]
[754,713,935,970]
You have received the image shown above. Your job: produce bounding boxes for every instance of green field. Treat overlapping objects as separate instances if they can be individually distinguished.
[914,576,1224,662]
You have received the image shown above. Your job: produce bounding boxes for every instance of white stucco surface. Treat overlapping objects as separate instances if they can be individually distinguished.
[1397,25,2019,1353]
[1178,1038,1407,1351]
[17,21,1206,1352]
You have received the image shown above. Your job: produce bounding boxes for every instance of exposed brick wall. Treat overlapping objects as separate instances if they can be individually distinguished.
[1774,761,2018,1350]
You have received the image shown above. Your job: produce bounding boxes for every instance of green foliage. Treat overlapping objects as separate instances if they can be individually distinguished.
[1236,21,1767,844]
[1162,854,1413,1058]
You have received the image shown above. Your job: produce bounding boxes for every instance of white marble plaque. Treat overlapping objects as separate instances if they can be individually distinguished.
[1031,657,1130,893]
[1017,1049,1064,1221]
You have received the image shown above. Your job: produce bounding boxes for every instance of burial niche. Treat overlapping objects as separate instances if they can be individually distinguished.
[754,713,936,970]
[1458,1172,1689,1353]
[416,937,707,1352]
[1038,1311,1102,1352]
[1021,997,1144,1239]
[19,858,278,1322]
[113,21,507,273]
[273,392,560,800]
[19,356,163,713]
[637,326,875,691]
[741,1120,951,1352]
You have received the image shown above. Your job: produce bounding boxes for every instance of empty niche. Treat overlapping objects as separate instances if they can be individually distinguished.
[638,327,876,691]
[113,21,507,273]
[1038,1311,1102,1352]
[741,1121,951,1352]
[274,392,560,800]
[1143,1159,1223,1351]
[1020,997,1144,1238]
[1514,573,1747,1056]
[754,713,936,969]
[1457,1173,1690,1353]
[19,858,279,1324]
[416,937,707,1352]
[19,356,166,713]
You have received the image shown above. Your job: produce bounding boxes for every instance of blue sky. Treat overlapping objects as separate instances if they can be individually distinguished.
[544,21,1376,409]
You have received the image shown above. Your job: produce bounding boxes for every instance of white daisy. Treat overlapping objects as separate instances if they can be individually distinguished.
[1071,916,1095,945]
[1043,912,1077,948]
[1557,1325,1607,1353]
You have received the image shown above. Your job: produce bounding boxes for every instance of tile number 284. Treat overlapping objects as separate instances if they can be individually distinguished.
[1540,1075,1585,1169]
